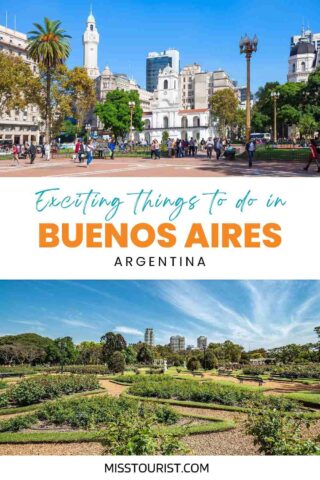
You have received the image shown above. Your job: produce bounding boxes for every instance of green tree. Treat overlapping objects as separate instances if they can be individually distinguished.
[77,341,103,365]
[100,332,127,364]
[136,345,154,365]
[210,88,239,137]
[95,90,144,140]
[0,52,41,115]
[123,346,137,365]
[61,119,78,141]
[187,357,200,372]
[298,114,317,138]
[46,336,77,372]
[251,111,271,132]
[27,17,71,141]
[202,350,218,370]
[304,67,320,107]
[108,351,126,373]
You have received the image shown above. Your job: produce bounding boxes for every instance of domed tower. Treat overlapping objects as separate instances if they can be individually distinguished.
[83,9,100,79]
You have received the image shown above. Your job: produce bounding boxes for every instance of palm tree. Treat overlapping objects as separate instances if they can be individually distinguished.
[27,18,71,142]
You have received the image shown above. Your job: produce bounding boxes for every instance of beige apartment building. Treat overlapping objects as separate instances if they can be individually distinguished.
[0,25,43,145]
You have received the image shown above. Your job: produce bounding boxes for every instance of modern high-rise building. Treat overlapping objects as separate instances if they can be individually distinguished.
[0,24,42,144]
[83,9,100,79]
[146,49,180,92]
[170,335,185,352]
[197,336,208,350]
[288,28,320,82]
[144,328,154,347]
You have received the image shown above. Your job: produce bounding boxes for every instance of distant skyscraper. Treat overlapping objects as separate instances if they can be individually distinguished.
[197,336,208,350]
[83,9,100,79]
[144,328,154,346]
[170,335,185,352]
[146,49,180,92]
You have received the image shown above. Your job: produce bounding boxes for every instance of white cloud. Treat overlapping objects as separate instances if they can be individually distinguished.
[62,319,96,329]
[115,326,143,336]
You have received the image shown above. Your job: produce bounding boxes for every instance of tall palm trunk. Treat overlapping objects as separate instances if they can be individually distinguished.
[46,68,51,143]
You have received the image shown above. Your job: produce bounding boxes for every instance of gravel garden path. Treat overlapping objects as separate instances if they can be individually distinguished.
[98,379,128,396]
[0,443,104,455]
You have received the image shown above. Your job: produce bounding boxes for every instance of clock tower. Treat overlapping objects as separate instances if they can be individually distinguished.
[83,9,100,79]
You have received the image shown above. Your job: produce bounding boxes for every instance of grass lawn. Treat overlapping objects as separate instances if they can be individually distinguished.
[238,146,309,162]
[284,392,320,408]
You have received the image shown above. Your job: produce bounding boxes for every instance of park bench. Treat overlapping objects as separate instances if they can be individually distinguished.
[0,372,24,379]
[269,374,295,382]
[236,376,264,386]
[218,370,233,376]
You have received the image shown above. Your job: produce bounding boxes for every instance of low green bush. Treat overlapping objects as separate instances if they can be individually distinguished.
[242,364,320,380]
[0,381,6,390]
[37,395,179,430]
[128,377,297,410]
[2,374,99,407]
[246,405,320,455]
[0,414,37,433]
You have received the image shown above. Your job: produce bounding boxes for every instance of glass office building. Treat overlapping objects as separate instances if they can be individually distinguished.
[146,49,180,92]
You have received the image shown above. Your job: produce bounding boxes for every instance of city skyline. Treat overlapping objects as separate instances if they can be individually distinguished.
[1,0,320,92]
[0,280,319,349]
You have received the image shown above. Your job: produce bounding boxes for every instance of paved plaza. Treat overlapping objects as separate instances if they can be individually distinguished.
[0,153,318,177]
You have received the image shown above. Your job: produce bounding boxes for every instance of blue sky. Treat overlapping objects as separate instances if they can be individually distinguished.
[2,0,320,91]
[0,281,319,349]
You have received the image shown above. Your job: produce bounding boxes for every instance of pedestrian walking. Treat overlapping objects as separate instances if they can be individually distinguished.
[86,139,95,167]
[44,141,51,161]
[29,141,37,164]
[304,139,320,172]
[11,144,19,166]
[108,139,116,159]
[206,138,214,159]
[246,138,256,168]
[189,138,195,157]
[151,139,160,159]
[215,138,222,160]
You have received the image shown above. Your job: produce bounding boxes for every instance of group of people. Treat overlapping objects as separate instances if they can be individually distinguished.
[167,138,199,158]
[74,138,117,167]
[11,141,51,167]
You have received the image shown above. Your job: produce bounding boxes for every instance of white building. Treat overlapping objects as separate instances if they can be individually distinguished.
[83,9,100,79]
[170,335,186,352]
[197,336,208,349]
[0,24,42,144]
[144,328,154,347]
[288,28,320,82]
[142,64,238,143]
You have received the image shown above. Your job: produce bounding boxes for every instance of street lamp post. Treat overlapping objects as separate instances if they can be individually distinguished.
[128,101,136,144]
[240,34,258,143]
[271,91,280,143]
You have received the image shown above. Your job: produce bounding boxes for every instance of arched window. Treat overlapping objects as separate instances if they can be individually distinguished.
[292,63,296,73]
[163,116,169,129]
[164,79,168,90]
[301,61,306,72]
[145,119,151,130]
[90,24,93,31]
[193,116,200,127]
[181,116,188,128]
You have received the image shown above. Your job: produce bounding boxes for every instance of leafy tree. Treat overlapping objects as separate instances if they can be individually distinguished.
[46,336,77,372]
[298,114,318,138]
[108,351,126,374]
[303,67,320,107]
[61,119,78,141]
[277,105,300,127]
[251,111,271,132]
[100,332,127,363]
[187,357,200,372]
[95,90,144,140]
[210,88,239,136]
[62,67,96,134]
[162,131,169,143]
[123,346,137,365]
[27,17,71,141]
[136,345,154,365]
[77,341,103,365]
[202,350,218,370]
[0,52,41,115]
[254,82,280,119]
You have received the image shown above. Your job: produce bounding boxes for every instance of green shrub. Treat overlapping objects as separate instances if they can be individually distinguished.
[246,405,320,455]
[37,395,179,430]
[5,375,99,407]
[0,394,9,408]
[0,414,37,432]
[128,377,297,410]
[0,381,6,390]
